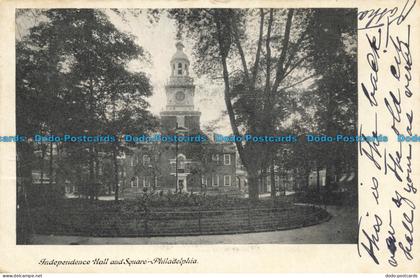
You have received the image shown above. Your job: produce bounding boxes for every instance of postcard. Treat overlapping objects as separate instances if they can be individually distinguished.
[0,0,419,273]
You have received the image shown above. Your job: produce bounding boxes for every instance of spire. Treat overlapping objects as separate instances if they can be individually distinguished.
[171,41,189,63]
[176,42,184,51]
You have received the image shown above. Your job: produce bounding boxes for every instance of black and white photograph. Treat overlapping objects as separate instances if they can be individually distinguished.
[15,8,358,245]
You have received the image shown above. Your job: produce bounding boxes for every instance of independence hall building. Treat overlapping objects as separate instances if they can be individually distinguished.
[119,43,240,196]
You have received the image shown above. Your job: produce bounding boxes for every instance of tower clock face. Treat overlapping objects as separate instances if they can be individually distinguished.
[175,91,185,102]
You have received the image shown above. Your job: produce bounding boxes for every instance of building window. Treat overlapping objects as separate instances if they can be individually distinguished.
[224,154,231,165]
[119,170,125,178]
[224,175,231,186]
[143,177,151,187]
[177,154,186,170]
[201,176,207,186]
[143,154,150,166]
[212,175,219,187]
[211,154,219,162]
[176,115,185,128]
[130,178,135,187]
[136,176,139,187]
[130,157,134,166]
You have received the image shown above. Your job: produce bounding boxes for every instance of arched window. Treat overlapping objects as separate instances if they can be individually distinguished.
[178,63,183,75]
[143,154,150,166]
[178,154,186,169]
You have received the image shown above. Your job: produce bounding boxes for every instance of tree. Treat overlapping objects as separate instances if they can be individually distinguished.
[306,9,357,193]
[169,9,317,200]
[16,9,158,202]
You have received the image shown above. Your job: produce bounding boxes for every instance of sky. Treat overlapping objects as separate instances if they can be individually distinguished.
[105,10,231,134]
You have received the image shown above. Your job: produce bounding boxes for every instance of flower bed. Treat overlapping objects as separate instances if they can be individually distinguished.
[28,194,330,237]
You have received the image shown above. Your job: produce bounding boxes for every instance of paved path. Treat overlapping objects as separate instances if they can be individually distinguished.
[30,205,357,244]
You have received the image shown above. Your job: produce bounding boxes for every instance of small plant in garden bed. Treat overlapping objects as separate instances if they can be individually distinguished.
[29,194,330,237]
[48,193,290,212]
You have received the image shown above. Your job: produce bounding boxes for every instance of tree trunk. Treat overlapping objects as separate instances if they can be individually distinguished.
[262,167,267,194]
[316,162,320,194]
[248,169,259,201]
[40,142,45,186]
[270,160,276,198]
[324,160,334,205]
[112,145,119,201]
[76,164,83,199]
[16,141,35,244]
[49,142,53,185]
[55,143,64,189]
[283,167,287,196]
[303,164,311,192]
[88,145,95,201]
[94,150,99,200]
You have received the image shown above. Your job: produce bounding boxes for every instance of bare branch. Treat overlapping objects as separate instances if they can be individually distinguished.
[283,32,309,72]
[231,11,251,86]
[264,9,274,95]
[271,9,294,94]
[277,74,317,92]
[282,54,310,80]
[251,9,265,88]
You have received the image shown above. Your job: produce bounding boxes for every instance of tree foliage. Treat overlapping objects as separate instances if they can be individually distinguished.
[16,9,158,203]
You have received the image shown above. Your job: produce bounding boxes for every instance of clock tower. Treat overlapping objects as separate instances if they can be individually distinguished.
[160,42,201,133]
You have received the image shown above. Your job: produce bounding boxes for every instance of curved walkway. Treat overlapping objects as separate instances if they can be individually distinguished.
[29,205,357,244]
